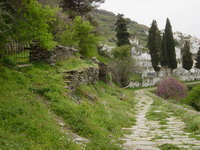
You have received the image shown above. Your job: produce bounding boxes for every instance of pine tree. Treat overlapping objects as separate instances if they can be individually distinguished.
[147,20,161,73]
[62,0,104,17]
[165,18,177,70]
[160,33,168,67]
[182,41,193,71]
[195,48,200,69]
[115,14,130,46]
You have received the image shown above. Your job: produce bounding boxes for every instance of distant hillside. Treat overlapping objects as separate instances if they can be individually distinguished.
[91,9,149,47]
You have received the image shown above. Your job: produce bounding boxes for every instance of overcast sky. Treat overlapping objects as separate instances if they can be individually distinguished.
[100,0,200,38]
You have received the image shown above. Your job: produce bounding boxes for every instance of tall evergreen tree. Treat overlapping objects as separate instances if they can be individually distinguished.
[165,18,177,70]
[160,33,168,67]
[147,20,161,73]
[62,0,104,17]
[115,14,130,46]
[195,48,200,69]
[182,41,193,71]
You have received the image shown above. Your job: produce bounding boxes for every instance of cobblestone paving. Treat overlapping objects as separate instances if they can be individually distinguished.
[122,90,200,150]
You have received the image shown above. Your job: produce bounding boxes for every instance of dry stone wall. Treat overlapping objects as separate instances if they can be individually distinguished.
[63,67,99,93]
[29,45,111,92]
[29,45,78,64]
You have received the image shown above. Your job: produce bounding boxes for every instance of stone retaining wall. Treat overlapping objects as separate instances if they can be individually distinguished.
[29,45,78,64]
[63,67,99,93]
[128,74,200,88]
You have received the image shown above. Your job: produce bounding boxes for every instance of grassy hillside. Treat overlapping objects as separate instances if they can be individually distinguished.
[91,9,149,46]
[0,56,137,149]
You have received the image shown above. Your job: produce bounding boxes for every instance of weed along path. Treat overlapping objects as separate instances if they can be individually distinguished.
[122,89,200,150]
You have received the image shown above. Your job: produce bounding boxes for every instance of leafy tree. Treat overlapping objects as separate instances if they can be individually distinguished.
[0,0,57,50]
[165,18,177,70]
[195,48,200,69]
[182,41,193,71]
[111,45,131,60]
[61,0,104,17]
[147,20,161,73]
[14,0,57,49]
[160,33,168,67]
[110,45,134,87]
[0,2,14,47]
[61,16,99,58]
[115,14,130,46]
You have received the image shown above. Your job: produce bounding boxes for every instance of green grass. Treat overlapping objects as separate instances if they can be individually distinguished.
[0,58,137,149]
[159,144,185,150]
[0,64,79,149]
[56,56,98,72]
[146,97,170,125]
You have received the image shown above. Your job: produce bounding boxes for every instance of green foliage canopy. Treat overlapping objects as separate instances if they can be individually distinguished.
[110,45,135,87]
[111,45,131,60]
[0,0,57,50]
[61,16,100,58]
[14,0,57,49]
[184,85,200,111]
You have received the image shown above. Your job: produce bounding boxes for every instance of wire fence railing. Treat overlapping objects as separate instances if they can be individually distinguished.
[1,40,30,59]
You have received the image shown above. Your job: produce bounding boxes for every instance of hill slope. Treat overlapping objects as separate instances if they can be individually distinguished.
[91,9,149,46]
[0,56,136,149]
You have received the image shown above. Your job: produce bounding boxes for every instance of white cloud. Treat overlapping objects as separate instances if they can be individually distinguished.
[100,0,200,38]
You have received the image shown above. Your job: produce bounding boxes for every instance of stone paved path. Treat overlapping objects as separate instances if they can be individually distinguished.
[122,89,200,150]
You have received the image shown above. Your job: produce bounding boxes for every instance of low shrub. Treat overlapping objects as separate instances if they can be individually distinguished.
[156,77,187,100]
[111,45,131,60]
[109,45,137,87]
[184,85,200,111]
[2,57,17,67]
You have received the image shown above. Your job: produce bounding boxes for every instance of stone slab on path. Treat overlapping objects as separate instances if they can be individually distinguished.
[122,89,200,150]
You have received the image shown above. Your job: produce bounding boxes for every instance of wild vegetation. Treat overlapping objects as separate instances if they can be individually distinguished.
[183,84,200,111]
[0,57,137,149]
[110,45,136,87]
[156,77,187,100]
[1,0,200,149]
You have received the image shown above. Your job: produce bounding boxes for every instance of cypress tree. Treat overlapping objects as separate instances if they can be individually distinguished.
[195,48,200,69]
[182,41,193,71]
[115,14,130,46]
[160,33,168,67]
[165,18,177,70]
[147,20,161,73]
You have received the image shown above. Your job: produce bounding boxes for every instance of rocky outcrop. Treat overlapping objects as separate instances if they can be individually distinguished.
[98,62,112,84]
[63,67,99,93]
[91,57,112,85]
[128,77,161,88]
[29,45,78,64]
[63,59,111,93]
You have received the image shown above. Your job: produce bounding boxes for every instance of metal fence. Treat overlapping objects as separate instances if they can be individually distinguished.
[1,40,30,59]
